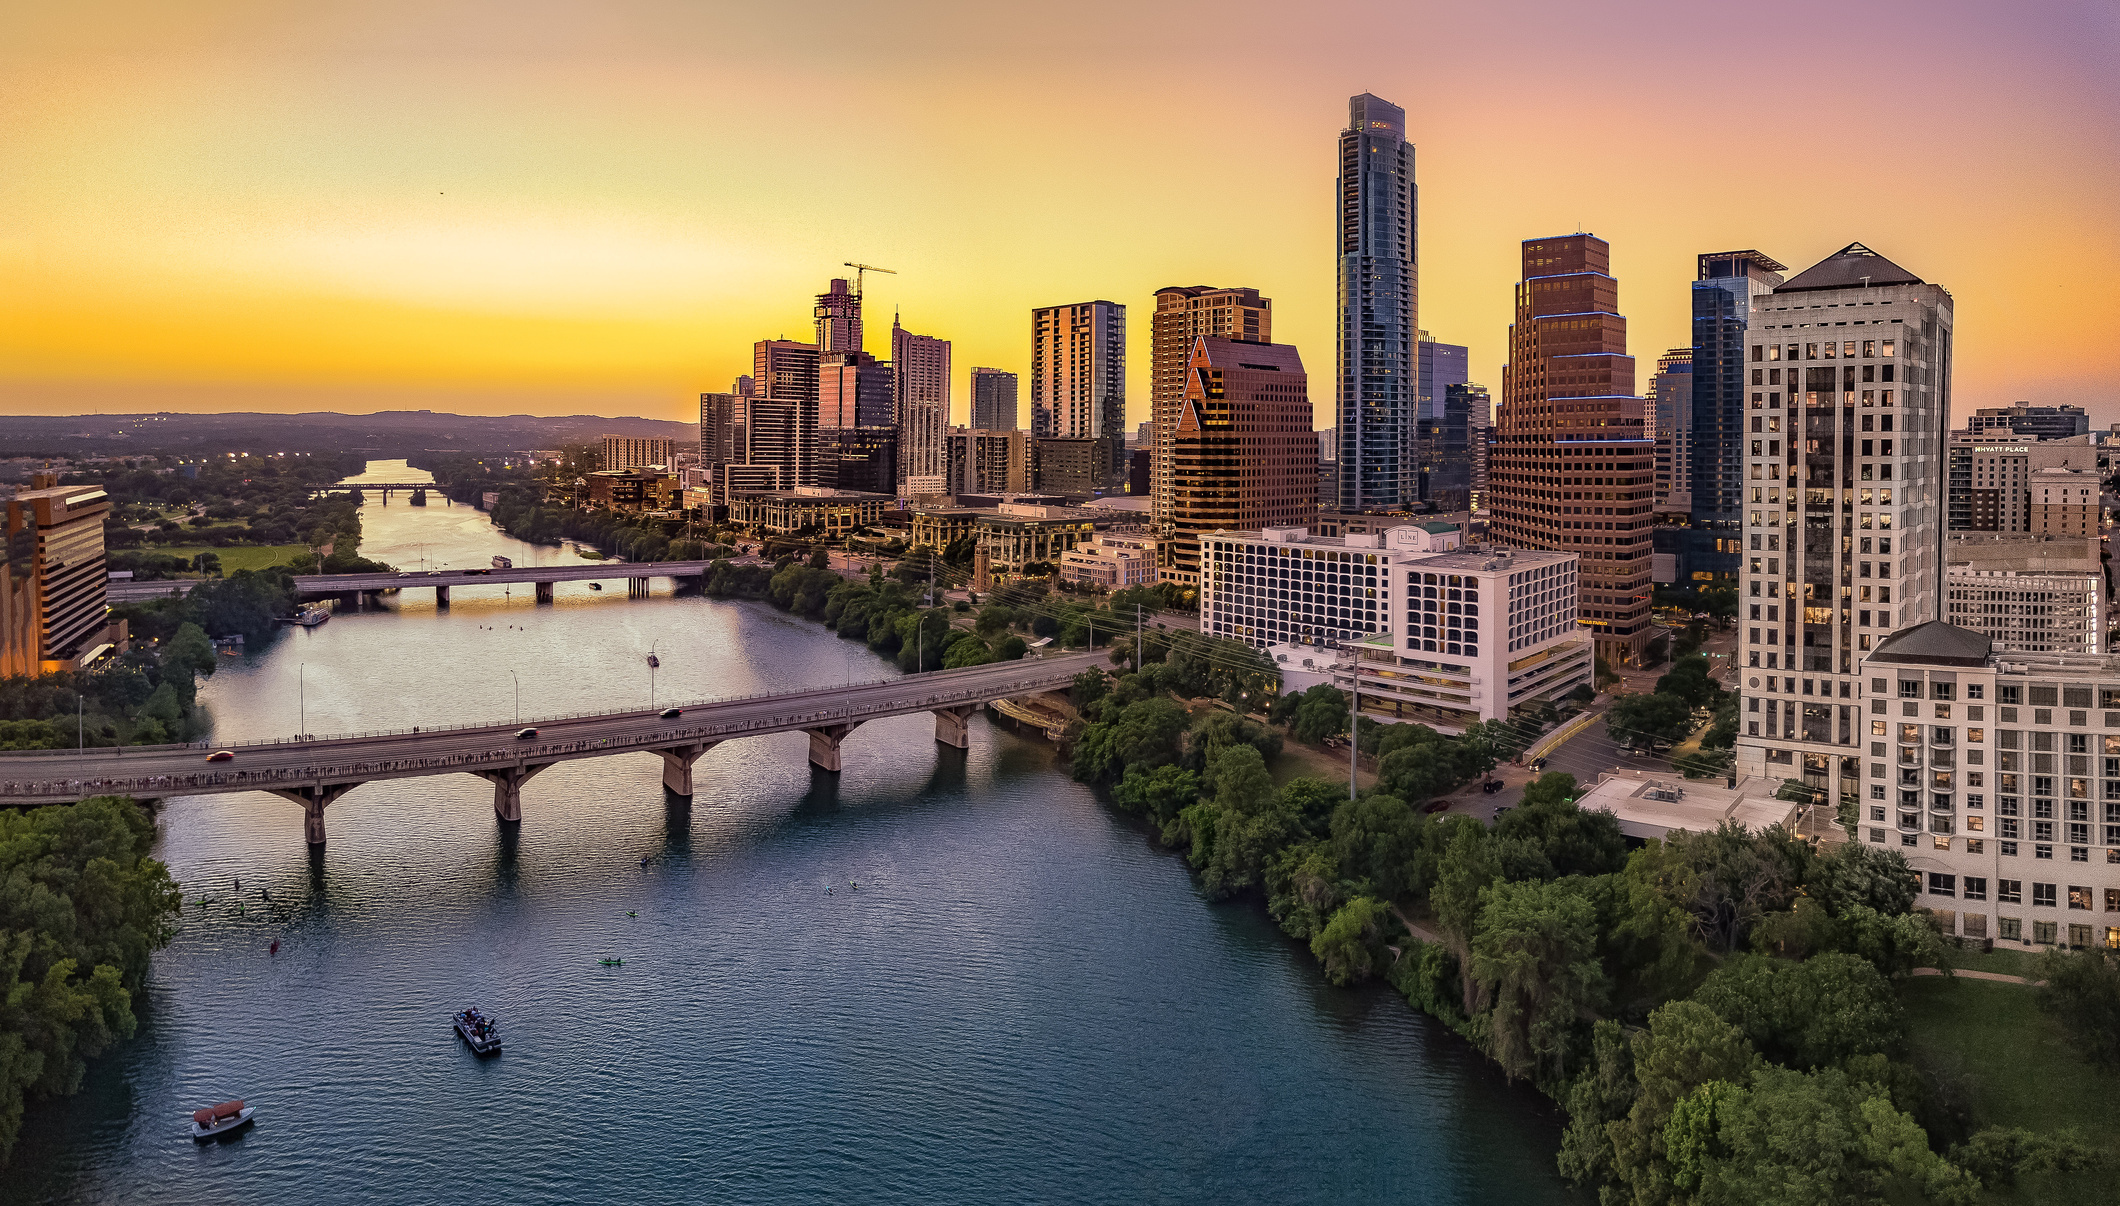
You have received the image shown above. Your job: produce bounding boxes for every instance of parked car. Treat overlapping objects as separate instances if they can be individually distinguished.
[515,727,538,740]
[1423,799,1452,814]
[205,750,234,763]
[1481,778,1504,794]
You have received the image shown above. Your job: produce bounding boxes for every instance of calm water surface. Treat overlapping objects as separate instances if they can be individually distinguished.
[3,467,1580,1204]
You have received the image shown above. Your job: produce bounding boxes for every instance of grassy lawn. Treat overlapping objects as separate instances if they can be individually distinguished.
[1939,945,2042,980]
[151,544,309,574]
[1898,976,2120,1204]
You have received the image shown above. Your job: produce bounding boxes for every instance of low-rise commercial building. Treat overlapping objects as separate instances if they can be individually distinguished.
[1854,621,2120,949]
[1944,534,2105,655]
[728,486,892,536]
[1059,533,1159,589]
[584,469,675,512]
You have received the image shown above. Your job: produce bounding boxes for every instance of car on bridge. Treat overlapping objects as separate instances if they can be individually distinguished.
[206,750,234,762]
[659,708,682,719]
[515,727,538,739]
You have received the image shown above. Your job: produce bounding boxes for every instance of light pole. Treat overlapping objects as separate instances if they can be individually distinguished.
[1344,641,1359,801]
[511,671,519,725]
[299,663,305,738]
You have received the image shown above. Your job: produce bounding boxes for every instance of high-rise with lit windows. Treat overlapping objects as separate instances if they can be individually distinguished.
[1733,242,1954,815]
[1487,233,1655,668]
[1335,93,1418,512]
[1151,285,1270,578]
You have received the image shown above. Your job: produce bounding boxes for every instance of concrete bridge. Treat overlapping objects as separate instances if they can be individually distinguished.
[108,560,721,606]
[0,652,1102,846]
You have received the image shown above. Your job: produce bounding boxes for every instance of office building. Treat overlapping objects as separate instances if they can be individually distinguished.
[1336,93,1419,511]
[728,486,893,537]
[1944,535,2104,654]
[1649,348,1693,509]
[819,427,899,495]
[752,338,820,487]
[1199,523,1591,728]
[817,352,894,429]
[1059,532,1159,589]
[1946,432,2102,533]
[1152,287,1272,561]
[1733,243,1955,815]
[1854,621,2120,952]
[699,392,744,502]
[1030,301,1126,486]
[1164,337,1318,586]
[1469,416,1494,514]
[601,435,677,472]
[1688,251,1789,584]
[1418,331,1468,421]
[1487,233,1655,667]
[969,367,1019,431]
[945,427,1032,496]
[1966,404,2091,442]
[1417,382,1475,512]
[1031,438,1107,497]
[814,278,862,355]
[892,319,950,489]
[4,474,114,672]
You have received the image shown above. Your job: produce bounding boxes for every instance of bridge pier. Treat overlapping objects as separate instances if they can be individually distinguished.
[266,782,362,847]
[627,577,649,598]
[435,585,450,608]
[933,704,977,749]
[657,741,719,796]
[535,581,554,604]
[477,764,551,823]
[805,722,864,773]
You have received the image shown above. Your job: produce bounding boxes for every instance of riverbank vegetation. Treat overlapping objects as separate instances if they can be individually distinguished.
[1058,655,2102,1202]
[61,454,383,579]
[0,796,183,1162]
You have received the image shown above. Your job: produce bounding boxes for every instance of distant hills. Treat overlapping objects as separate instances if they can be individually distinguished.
[0,410,697,459]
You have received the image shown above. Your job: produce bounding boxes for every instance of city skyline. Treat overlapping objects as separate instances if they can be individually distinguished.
[6,2,2115,426]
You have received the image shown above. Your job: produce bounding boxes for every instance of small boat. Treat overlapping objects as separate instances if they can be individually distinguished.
[492,555,513,569]
[453,1006,502,1056]
[290,605,329,628]
[190,1099,255,1141]
[645,652,659,669]
[598,958,623,967]
[588,582,603,591]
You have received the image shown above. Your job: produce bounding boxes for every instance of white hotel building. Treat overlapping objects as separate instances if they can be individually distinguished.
[1733,242,1954,817]
[1199,523,1591,729]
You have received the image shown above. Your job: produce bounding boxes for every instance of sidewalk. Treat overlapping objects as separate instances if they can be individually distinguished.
[1910,967,2038,986]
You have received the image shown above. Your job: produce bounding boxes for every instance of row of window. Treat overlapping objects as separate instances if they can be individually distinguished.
[1753,340,1897,361]
[1926,875,2113,910]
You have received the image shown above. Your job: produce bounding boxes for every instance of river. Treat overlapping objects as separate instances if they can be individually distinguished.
[2,463,1581,1204]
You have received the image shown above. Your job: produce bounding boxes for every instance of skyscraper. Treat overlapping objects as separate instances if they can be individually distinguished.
[969,367,1019,430]
[817,352,894,429]
[1417,331,1468,421]
[1649,348,1693,509]
[1336,93,1418,512]
[892,318,950,489]
[1151,286,1271,579]
[752,338,820,487]
[1030,300,1126,484]
[601,435,676,471]
[814,278,862,354]
[1732,242,1953,814]
[1165,336,1317,585]
[1689,252,1788,583]
[1488,233,1655,668]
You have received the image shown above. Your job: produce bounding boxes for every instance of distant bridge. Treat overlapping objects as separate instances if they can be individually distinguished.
[0,652,1102,845]
[108,561,721,606]
[307,481,437,494]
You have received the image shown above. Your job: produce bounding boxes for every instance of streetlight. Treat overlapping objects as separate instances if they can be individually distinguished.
[299,663,305,738]
[511,671,519,725]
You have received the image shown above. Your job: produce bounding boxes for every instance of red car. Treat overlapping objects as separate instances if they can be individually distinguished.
[205,750,234,762]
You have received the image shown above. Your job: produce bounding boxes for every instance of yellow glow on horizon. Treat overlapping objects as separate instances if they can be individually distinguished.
[5,0,2117,428]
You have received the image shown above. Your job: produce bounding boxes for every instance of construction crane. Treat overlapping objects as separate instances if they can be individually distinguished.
[843,262,896,297]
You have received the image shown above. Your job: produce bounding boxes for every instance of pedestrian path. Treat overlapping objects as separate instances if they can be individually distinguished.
[1909,967,2037,985]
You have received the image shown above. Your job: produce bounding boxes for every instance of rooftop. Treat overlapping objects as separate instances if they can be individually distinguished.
[1867,620,1992,667]
[1776,242,1924,294]
[1575,770,1799,841]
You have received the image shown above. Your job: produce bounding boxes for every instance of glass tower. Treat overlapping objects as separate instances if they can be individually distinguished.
[1335,93,1417,512]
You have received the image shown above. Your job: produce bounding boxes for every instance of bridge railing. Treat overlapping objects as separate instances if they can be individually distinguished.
[0,655,1096,761]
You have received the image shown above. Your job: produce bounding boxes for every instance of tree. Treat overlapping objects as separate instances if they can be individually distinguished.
[1432,822,1502,1015]
[1471,877,1605,1084]
[1069,698,1189,788]
[1265,842,1344,940]
[1287,684,1350,745]
[1642,822,1812,952]
[1606,691,1692,746]
[1110,763,1199,826]
[1180,748,1298,899]
[1329,793,1426,899]
[1690,952,1904,1071]
[1184,711,1282,792]
[1311,897,1388,987]
[1493,774,1628,879]
[1592,1000,1760,1202]
[2032,947,2120,1067]
[1663,1065,1979,1206]
[164,622,217,679]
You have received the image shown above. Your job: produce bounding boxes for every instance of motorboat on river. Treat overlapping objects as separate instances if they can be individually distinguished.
[190,1099,255,1140]
[454,1006,502,1056]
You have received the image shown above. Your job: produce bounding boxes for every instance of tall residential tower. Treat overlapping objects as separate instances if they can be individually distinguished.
[1030,300,1126,486]
[892,318,951,490]
[1336,93,1418,511]
[1151,286,1271,579]
[1688,251,1788,582]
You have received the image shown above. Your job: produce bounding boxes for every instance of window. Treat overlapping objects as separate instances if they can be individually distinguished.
[1964,876,1988,901]
[2034,883,2058,908]
[1927,873,1956,897]
[2070,885,2093,910]
[2000,917,2022,941]
[1998,879,2022,904]
[2034,920,2058,945]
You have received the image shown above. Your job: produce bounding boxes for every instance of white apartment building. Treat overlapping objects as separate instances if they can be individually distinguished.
[1199,524,1591,729]
[1860,621,2120,950]
[1059,533,1158,589]
[1733,243,1954,819]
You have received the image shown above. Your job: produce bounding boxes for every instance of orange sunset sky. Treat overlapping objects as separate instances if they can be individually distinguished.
[5,0,2117,430]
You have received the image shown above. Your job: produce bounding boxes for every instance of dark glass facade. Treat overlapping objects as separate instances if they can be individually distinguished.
[1335,93,1418,512]
[1687,251,1785,583]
